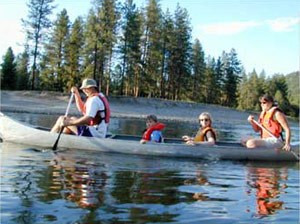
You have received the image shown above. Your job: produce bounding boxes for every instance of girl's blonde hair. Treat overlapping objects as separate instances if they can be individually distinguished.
[199,112,213,123]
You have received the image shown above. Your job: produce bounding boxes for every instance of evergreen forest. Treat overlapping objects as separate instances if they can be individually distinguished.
[1,0,299,117]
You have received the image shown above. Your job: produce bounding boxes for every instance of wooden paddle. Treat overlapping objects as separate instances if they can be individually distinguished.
[52,92,74,151]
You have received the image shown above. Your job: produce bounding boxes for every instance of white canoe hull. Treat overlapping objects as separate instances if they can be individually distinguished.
[0,113,299,161]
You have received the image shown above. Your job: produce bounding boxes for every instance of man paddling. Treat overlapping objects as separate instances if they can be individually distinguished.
[51,78,110,138]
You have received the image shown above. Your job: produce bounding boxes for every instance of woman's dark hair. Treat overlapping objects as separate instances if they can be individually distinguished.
[259,94,274,103]
[259,94,279,107]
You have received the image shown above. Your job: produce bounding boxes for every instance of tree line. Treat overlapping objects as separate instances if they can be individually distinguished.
[1,0,299,117]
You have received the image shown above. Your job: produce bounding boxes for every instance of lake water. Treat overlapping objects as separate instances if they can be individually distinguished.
[1,113,299,224]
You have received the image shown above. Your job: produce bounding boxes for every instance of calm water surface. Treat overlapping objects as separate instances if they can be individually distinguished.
[1,113,299,224]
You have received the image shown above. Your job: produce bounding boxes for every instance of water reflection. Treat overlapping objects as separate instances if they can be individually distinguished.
[246,163,288,217]
[51,150,198,204]
[45,150,200,222]
[183,170,211,201]
[51,153,108,209]
[1,131,299,223]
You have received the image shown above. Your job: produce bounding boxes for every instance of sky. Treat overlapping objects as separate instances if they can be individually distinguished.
[0,0,299,75]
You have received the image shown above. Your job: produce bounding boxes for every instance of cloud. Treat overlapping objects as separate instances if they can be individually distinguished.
[266,17,300,32]
[198,16,299,36]
[200,21,260,35]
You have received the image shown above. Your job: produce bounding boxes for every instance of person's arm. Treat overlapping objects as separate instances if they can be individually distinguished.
[182,135,192,141]
[140,139,147,144]
[248,115,261,132]
[274,111,291,151]
[204,131,216,145]
[71,86,85,113]
[63,115,92,127]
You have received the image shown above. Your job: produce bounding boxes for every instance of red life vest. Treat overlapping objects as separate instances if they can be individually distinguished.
[83,93,111,125]
[142,122,165,141]
[194,127,216,142]
[259,106,282,138]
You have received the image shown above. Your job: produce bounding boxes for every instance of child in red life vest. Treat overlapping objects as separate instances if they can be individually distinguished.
[182,112,216,146]
[140,114,165,144]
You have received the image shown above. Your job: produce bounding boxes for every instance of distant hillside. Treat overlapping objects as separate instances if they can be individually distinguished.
[286,71,299,106]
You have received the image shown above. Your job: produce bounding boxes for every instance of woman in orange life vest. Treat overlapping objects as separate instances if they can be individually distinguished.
[51,78,110,138]
[245,94,291,151]
[140,114,165,144]
[182,112,216,146]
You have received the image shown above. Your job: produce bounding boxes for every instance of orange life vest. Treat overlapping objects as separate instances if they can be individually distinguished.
[142,122,165,141]
[259,106,282,138]
[194,127,216,142]
[83,93,111,126]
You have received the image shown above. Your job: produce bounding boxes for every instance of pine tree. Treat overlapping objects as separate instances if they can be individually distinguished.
[213,57,224,104]
[83,0,119,94]
[16,46,30,90]
[237,70,263,110]
[64,17,85,91]
[82,9,99,80]
[220,49,242,107]
[118,0,143,96]
[237,72,248,110]
[161,9,175,99]
[141,0,163,97]
[203,57,220,104]
[285,71,299,106]
[22,0,55,90]
[40,9,70,91]
[190,39,205,102]
[168,4,192,100]
[1,47,17,90]
[265,75,290,112]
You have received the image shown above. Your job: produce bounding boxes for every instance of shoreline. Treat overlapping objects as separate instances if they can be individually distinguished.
[0,90,267,125]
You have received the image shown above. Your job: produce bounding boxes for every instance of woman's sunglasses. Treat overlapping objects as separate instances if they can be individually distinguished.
[199,118,209,122]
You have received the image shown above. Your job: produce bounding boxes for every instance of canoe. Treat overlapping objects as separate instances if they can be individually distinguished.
[0,113,299,161]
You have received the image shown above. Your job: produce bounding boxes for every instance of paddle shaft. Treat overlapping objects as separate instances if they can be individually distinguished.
[252,119,280,141]
[252,119,300,161]
[64,92,74,117]
[52,92,74,151]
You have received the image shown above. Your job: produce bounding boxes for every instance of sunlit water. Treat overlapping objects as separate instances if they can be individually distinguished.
[1,113,299,223]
